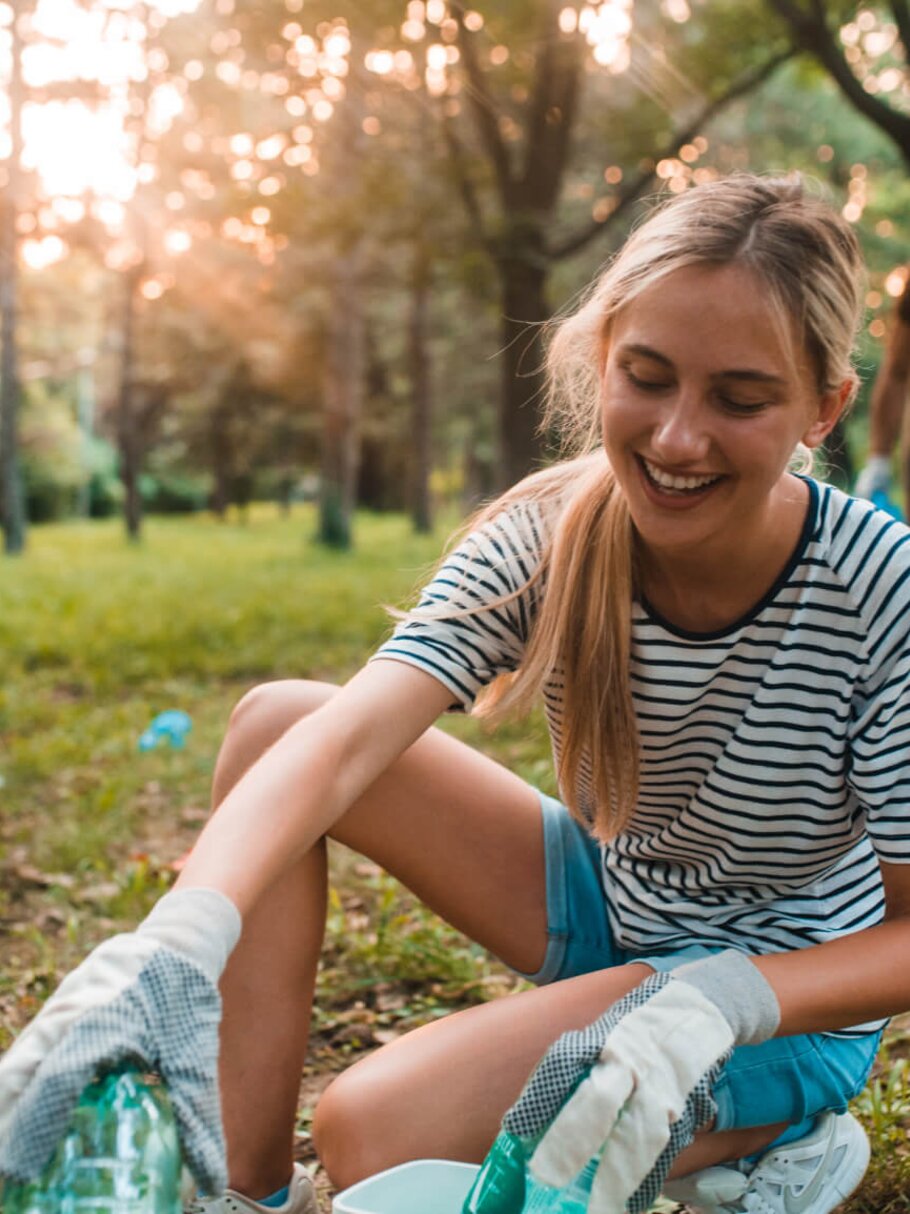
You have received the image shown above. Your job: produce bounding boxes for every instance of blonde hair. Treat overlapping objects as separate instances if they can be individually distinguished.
[434,175,864,841]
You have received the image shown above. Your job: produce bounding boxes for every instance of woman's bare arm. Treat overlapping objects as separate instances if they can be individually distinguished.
[753,859,910,1034]
[175,660,454,913]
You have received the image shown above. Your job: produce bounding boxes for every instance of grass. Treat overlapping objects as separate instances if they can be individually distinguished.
[0,508,445,870]
[0,506,907,1212]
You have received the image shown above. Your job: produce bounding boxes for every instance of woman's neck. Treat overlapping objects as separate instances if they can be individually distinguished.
[637,477,810,633]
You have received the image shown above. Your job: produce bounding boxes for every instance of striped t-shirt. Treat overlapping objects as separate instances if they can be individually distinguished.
[373,477,910,1029]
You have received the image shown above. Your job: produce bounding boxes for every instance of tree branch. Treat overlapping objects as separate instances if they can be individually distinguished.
[889,0,910,67]
[522,0,560,165]
[449,2,515,206]
[524,16,587,208]
[439,108,491,250]
[550,47,796,261]
[767,0,910,166]
[520,0,584,212]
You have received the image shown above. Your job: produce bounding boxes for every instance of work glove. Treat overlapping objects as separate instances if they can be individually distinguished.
[503,950,780,1214]
[0,887,241,1196]
[854,455,892,500]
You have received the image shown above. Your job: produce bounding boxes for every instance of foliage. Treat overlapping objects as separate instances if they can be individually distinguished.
[13,0,889,534]
[19,384,85,523]
[845,1043,910,1214]
[854,1054,910,1154]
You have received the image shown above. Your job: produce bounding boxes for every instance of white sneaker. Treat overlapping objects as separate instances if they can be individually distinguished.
[184,1163,319,1214]
[662,1111,870,1214]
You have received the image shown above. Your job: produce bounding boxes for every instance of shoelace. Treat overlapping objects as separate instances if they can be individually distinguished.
[741,1190,778,1214]
[679,1166,750,1211]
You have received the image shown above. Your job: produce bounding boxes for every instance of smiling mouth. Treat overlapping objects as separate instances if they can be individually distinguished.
[638,456,724,495]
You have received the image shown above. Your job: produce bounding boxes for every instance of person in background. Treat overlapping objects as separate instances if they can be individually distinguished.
[853,271,910,518]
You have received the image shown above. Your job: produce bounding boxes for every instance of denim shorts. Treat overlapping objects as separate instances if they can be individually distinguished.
[515,792,881,1142]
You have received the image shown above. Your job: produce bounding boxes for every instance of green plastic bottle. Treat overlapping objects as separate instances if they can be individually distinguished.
[462,1131,528,1214]
[1,1065,182,1214]
[462,1131,600,1214]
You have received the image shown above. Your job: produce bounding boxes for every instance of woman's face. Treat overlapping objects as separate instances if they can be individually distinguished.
[600,262,844,563]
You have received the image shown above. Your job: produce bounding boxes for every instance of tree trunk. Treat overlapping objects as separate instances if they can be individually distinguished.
[209,403,231,519]
[497,250,550,490]
[317,27,367,550]
[117,268,143,543]
[0,3,25,555]
[319,247,365,548]
[206,393,232,517]
[76,359,96,518]
[409,242,433,534]
[462,422,495,511]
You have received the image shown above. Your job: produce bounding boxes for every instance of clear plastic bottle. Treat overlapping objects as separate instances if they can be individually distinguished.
[521,1157,598,1214]
[1,1065,182,1214]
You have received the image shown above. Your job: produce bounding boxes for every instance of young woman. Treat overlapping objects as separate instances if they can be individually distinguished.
[2,175,909,1214]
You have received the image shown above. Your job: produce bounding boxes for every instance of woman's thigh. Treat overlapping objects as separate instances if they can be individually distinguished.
[217,678,550,975]
[311,960,654,1186]
[313,971,883,1189]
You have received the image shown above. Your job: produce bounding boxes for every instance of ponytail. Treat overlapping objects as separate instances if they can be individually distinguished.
[468,453,639,840]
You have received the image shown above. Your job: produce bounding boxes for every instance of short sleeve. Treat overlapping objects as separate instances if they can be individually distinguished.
[848,524,910,861]
[370,500,549,711]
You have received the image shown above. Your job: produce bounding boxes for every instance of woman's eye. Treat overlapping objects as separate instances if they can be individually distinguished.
[625,369,670,392]
[719,396,770,415]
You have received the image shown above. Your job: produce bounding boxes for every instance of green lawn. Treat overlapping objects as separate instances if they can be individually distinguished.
[0,507,906,1212]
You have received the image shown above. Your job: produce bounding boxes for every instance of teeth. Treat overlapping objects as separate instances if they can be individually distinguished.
[643,459,721,492]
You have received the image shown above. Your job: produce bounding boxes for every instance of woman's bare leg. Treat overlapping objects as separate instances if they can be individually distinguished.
[212,679,784,1198]
[212,678,550,1196]
[312,967,784,1190]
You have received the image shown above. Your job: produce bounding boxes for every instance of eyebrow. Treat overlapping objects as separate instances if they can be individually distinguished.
[618,343,788,386]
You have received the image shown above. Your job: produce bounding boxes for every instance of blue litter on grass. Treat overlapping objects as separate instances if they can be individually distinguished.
[138,710,193,751]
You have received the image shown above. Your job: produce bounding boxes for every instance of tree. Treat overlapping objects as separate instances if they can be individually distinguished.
[764,1,910,488]
[767,1,910,169]
[316,24,369,549]
[0,2,27,554]
[434,0,795,487]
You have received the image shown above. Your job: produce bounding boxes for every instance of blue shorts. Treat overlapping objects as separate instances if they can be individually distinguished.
[515,793,881,1141]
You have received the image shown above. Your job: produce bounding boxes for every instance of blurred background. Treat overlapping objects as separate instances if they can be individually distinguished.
[1,0,910,554]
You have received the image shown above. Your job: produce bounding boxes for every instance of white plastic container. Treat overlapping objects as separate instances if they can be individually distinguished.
[332,1159,480,1214]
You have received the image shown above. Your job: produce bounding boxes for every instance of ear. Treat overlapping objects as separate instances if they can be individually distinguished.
[802,379,852,449]
[599,330,612,378]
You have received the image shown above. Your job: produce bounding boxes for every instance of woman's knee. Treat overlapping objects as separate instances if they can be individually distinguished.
[312,1066,402,1190]
[213,678,337,804]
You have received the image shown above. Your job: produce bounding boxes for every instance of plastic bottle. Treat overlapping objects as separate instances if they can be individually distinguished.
[138,710,193,752]
[1,1065,182,1214]
[462,1130,600,1214]
[521,1157,598,1214]
[462,1132,528,1214]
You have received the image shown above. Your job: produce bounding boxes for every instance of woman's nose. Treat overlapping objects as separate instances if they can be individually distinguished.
[650,396,711,464]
